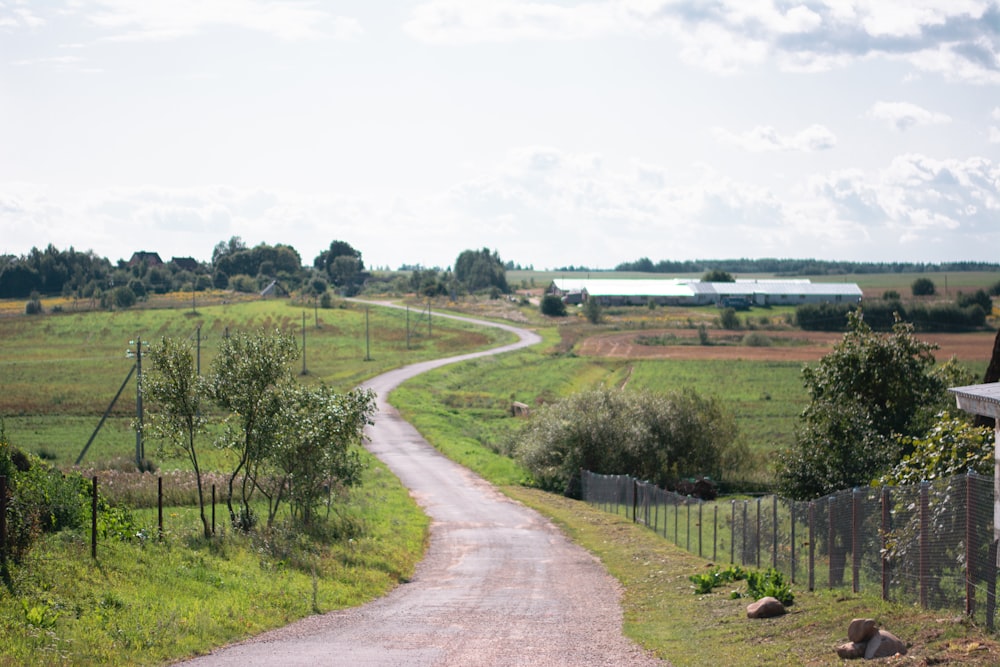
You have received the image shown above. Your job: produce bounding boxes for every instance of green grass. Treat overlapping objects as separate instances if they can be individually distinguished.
[0,450,429,666]
[508,487,1000,666]
[0,298,513,467]
[392,346,807,487]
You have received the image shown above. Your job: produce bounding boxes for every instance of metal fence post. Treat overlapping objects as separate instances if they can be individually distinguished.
[920,481,930,609]
[790,501,796,583]
[772,494,778,571]
[730,500,736,564]
[713,504,718,563]
[881,486,890,601]
[808,501,815,592]
[966,472,975,617]
[988,540,998,633]
[756,497,762,569]
[828,495,836,590]
[698,500,703,559]
[852,488,860,594]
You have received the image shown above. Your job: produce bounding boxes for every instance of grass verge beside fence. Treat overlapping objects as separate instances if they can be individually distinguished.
[508,485,1000,666]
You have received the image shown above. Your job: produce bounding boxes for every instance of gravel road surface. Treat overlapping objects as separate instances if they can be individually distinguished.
[179,312,666,667]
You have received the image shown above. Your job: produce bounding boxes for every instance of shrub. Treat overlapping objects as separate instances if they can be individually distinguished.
[719,307,740,330]
[912,277,935,296]
[746,568,794,605]
[24,297,42,315]
[514,387,742,497]
[539,294,567,317]
[741,332,771,347]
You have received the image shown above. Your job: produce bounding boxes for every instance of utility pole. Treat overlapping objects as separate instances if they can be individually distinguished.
[365,306,372,361]
[128,337,144,466]
[301,311,308,375]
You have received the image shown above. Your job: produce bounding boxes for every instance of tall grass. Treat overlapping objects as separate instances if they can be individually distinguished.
[0,450,429,666]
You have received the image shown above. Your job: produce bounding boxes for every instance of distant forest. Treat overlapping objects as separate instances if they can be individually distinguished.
[611,257,1000,276]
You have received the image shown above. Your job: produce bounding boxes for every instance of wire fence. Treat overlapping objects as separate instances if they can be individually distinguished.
[581,470,1000,630]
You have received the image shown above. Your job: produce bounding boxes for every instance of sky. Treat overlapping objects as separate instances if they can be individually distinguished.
[1,1,999,271]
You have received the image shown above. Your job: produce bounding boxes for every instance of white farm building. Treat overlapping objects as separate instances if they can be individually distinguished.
[549,278,863,307]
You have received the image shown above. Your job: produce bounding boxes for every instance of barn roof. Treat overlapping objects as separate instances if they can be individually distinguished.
[551,278,695,298]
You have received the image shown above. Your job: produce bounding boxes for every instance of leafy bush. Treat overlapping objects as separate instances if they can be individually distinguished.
[746,568,794,605]
[741,332,771,347]
[539,294,567,317]
[24,297,42,315]
[689,565,747,594]
[912,277,936,296]
[514,387,743,497]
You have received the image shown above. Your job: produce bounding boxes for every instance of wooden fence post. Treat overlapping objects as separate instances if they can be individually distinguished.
[91,476,98,560]
[0,476,7,563]
[158,476,164,540]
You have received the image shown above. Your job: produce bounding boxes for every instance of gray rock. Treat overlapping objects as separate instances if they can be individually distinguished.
[746,596,786,619]
[847,618,878,643]
[864,630,906,659]
[836,641,866,659]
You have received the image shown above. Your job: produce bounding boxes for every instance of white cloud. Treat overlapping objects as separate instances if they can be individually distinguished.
[405,0,1000,82]
[867,101,953,131]
[713,124,837,152]
[3,147,999,269]
[79,0,361,42]
[990,126,1000,143]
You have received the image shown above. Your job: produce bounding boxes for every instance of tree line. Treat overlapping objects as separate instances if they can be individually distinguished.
[614,257,1000,276]
[1,240,514,304]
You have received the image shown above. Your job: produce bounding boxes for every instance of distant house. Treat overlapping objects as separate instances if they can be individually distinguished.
[128,251,164,268]
[171,256,200,272]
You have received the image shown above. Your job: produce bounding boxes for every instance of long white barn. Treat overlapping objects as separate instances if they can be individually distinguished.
[549,278,863,307]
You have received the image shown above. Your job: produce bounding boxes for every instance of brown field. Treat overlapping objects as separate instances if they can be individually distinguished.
[577,328,998,365]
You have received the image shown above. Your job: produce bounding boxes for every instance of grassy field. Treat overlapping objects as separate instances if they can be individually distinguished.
[0,298,512,467]
[0,451,429,666]
[2,280,999,665]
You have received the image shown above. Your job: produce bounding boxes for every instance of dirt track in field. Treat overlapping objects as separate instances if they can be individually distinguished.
[577,329,997,365]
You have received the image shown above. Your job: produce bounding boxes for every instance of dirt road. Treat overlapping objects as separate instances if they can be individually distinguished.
[179,313,664,666]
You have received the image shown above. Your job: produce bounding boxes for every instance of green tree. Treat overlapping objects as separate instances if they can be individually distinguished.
[702,270,735,282]
[264,385,376,527]
[583,296,602,324]
[539,294,567,317]
[911,277,936,296]
[777,311,944,499]
[515,388,740,497]
[207,330,298,531]
[879,413,995,487]
[454,248,509,294]
[145,337,212,538]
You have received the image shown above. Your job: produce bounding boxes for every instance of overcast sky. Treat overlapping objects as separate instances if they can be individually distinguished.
[2,1,999,270]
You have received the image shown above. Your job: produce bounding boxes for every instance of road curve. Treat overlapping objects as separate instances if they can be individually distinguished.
[180,308,665,667]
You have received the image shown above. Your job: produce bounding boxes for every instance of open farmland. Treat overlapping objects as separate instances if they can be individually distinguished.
[0,298,512,466]
[577,328,997,365]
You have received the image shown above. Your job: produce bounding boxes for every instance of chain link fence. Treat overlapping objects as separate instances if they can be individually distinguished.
[581,470,1000,629]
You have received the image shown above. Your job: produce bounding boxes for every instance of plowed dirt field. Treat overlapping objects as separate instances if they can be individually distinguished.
[577,329,997,364]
